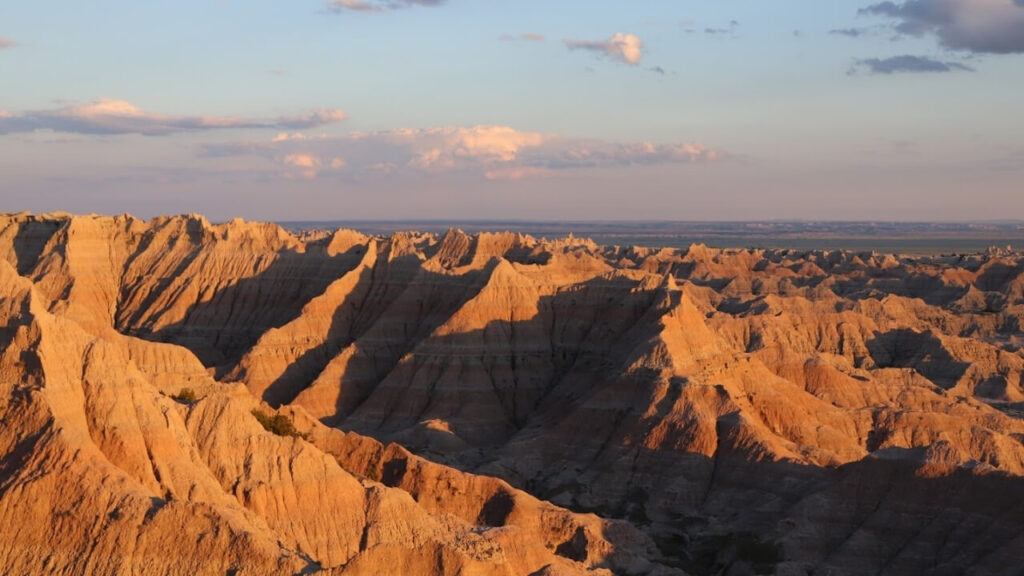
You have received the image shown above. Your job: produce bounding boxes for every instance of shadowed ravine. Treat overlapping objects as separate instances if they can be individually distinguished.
[2,212,1024,575]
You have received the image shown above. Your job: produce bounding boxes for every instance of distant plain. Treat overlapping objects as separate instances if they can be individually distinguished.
[282,220,1024,255]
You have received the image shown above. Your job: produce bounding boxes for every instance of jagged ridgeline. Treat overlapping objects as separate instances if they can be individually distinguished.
[1,212,1023,575]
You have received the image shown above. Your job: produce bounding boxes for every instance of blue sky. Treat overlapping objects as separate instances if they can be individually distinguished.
[1,0,1022,221]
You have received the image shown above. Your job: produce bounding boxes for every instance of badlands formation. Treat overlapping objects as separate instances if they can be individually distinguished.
[1,212,1023,576]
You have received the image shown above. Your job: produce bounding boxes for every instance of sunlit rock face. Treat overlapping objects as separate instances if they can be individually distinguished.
[2,212,1024,575]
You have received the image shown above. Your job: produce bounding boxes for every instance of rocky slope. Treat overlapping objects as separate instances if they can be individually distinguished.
[2,212,1024,575]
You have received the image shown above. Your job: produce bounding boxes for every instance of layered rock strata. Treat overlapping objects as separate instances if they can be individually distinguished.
[2,212,1024,575]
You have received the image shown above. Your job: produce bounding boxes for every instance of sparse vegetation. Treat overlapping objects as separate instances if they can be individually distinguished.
[728,532,781,572]
[251,409,307,440]
[170,387,198,405]
[656,530,782,575]
[626,487,650,524]
[365,467,379,482]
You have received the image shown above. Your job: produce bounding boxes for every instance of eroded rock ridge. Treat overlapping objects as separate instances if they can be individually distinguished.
[2,212,1023,575]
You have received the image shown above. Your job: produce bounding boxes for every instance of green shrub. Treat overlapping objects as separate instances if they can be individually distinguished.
[170,387,198,405]
[251,409,307,440]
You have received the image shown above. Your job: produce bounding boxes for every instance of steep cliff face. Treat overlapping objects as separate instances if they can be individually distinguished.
[0,215,673,576]
[2,212,1024,575]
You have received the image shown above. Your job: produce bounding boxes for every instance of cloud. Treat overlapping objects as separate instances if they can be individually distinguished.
[0,99,347,136]
[272,132,331,142]
[499,33,545,42]
[282,154,321,180]
[484,167,555,181]
[275,153,346,179]
[283,154,319,168]
[565,33,644,65]
[860,0,1024,53]
[327,0,383,12]
[704,20,740,35]
[202,125,719,180]
[393,125,549,169]
[275,109,349,129]
[830,27,870,37]
[0,37,17,49]
[325,0,445,13]
[852,54,974,73]
[682,19,739,36]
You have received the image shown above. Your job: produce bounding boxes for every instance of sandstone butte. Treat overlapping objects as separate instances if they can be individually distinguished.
[1,212,1023,576]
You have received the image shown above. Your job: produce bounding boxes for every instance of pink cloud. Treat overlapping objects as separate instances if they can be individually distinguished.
[205,125,720,180]
[565,33,644,65]
[281,154,320,180]
[484,167,555,180]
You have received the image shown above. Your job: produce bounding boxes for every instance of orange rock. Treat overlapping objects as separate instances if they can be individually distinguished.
[4,212,1024,575]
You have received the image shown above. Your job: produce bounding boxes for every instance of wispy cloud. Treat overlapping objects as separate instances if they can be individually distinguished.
[0,99,347,136]
[682,19,740,37]
[703,20,740,35]
[860,0,1024,54]
[565,33,644,65]
[325,0,445,13]
[274,109,349,130]
[499,33,545,42]
[202,125,719,180]
[0,37,17,49]
[830,27,870,37]
[829,23,893,38]
[482,166,554,181]
[852,54,974,74]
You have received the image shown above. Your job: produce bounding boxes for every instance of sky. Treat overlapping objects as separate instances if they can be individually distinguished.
[1,0,1023,221]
